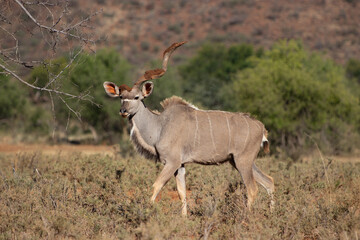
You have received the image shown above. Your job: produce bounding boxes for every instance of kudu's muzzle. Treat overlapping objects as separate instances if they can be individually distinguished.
[119,108,129,118]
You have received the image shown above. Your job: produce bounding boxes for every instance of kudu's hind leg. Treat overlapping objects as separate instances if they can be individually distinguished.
[175,165,187,216]
[232,154,258,210]
[252,163,275,210]
[151,163,181,203]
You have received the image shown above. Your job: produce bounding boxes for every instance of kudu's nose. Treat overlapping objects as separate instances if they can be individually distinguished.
[119,108,129,118]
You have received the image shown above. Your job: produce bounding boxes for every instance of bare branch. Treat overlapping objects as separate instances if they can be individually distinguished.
[52,0,69,28]
[0,51,40,68]
[40,2,55,26]
[0,25,19,59]
[43,47,83,89]
[64,9,103,32]
[23,1,55,6]
[14,0,95,43]
[48,92,57,139]
[0,12,12,25]
[58,95,82,121]
[0,0,102,127]
[0,62,98,107]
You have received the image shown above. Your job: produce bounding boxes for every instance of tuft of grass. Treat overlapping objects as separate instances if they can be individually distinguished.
[0,151,359,239]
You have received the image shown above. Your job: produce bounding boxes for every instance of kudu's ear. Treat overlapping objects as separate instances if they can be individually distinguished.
[141,82,154,98]
[103,81,120,97]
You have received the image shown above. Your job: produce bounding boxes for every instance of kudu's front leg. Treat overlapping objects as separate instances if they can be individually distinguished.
[151,163,180,203]
[175,165,187,216]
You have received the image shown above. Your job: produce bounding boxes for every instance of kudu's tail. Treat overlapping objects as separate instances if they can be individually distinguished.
[261,129,270,154]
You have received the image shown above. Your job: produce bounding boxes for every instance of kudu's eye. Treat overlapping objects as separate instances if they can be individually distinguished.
[134,96,139,100]
[119,95,123,99]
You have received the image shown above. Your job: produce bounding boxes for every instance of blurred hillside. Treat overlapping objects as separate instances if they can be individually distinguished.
[4,0,360,65]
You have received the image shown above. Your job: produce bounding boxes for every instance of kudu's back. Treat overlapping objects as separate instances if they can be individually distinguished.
[156,97,268,165]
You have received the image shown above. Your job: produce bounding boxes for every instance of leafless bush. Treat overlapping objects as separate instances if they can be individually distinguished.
[0,0,102,118]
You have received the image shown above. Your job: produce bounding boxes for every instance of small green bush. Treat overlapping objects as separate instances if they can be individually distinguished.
[346,58,360,85]
[222,40,360,157]
[28,49,132,141]
[167,24,182,34]
[28,57,68,89]
[0,73,49,135]
[179,43,257,109]
[141,59,185,111]
[0,74,26,120]
[60,49,132,136]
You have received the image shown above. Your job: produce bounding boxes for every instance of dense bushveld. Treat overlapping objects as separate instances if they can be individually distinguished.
[0,149,359,239]
[1,40,360,158]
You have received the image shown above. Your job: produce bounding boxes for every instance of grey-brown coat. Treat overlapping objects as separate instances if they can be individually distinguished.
[103,42,274,216]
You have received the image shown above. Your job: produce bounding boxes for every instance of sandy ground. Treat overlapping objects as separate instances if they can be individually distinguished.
[0,142,116,155]
[0,142,359,163]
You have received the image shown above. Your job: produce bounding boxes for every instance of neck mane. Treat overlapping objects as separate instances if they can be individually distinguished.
[160,96,199,110]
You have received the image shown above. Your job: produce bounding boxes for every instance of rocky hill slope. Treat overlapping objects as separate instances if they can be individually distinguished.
[2,0,360,66]
[92,0,360,64]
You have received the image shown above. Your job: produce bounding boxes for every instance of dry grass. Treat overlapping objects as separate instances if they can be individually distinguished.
[0,150,359,239]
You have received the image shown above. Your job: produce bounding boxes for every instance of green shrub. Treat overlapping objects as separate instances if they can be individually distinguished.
[28,49,132,141]
[179,43,258,109]
[141,60,185,111]
[167,24,182,34]
[346,58,360,78]
[0,73,49,135]
[28,57,68,89]
[0,74,26,120]
[346,58,360,87]
[60,49,132,135]
[222,40,360,157]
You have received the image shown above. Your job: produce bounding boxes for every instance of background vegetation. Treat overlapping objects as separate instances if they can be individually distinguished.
[222,41,360,158]
[0,73,50,138]
[2,40,359,159]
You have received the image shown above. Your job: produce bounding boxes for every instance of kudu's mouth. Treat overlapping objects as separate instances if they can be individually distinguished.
[119,112,130,118]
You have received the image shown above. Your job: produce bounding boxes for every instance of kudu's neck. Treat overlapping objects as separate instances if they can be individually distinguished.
[130,101,162,146]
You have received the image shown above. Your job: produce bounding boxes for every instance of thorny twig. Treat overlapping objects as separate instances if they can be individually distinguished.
[305,133,332,203]
[0,170,9,189]
[52,0,69,28]
[0,0,102,124]
[64,9,103,32]
[58,95,82,121]
[203,221,215,240]
[42,46,84,89]
[14,0,95,43]
[49,92,57,139]
[0,62,98,105]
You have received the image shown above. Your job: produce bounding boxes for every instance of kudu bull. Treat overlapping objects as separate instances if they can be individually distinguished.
[103,42,274,216]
